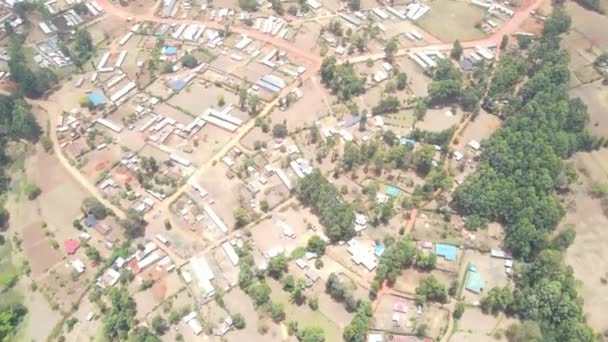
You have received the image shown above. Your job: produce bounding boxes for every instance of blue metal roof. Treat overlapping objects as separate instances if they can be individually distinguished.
[400,138,416,146]
[89,91,106,107]
[162,46,178,55]
[261,74,286,89]
[170,79,187,91]
[435,244,457,261]
[85,214,97,227]
[344,116,362,128]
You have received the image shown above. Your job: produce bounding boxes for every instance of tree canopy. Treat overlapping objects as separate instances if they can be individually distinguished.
[320,56,365,101]
[298,170,355,242]
[455,11,595,341]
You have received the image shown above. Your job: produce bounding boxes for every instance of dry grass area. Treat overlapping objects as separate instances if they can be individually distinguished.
[570,81,608,137]
[559,150,608,335]
[451,307,517,342]
[417,0,487,42]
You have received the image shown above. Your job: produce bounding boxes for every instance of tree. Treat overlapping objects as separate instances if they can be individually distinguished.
[0,303,27,341]
[480,286,513,314]
[347,0,360,10]
[232,313,246,329]
[273,123,288,138]
[306,235,326,255]
[453,302,465,319]
[396,72,408,90]
[287,5,298,15]
[24,183,41,200]
[500,35,509,50]
[234,207,249,228]
[505,321,542,342]
[181,53,198,68]
[451,40,463,60]
[127,327,161,342]
[298,170,356,242]
[239,87,248,110]
[122,210,146,239]
[85,245,101,263]
[82,197,109,219]
[297,326,325,342]
[270,302,286,322]
[413,145,435,175]
[249,281,271,306]
[268,255,288,279]
[271,0,284,15]
[248,95,260,114]
[384,37,398,62]
[103,287,137,340]
[342,142,360,170]
[73,29,94,62]
[308,296,319,311]
[415,276,447,304]
[239,0,258,11]
[320,57,364,101]
[151,316,168,335]
[290,278,306,305]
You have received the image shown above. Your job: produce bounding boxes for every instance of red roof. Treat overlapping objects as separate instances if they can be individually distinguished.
[64,239,80,255]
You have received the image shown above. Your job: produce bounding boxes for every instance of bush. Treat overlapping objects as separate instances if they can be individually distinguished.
[24,183,41,200]
[308,296,319,310]
[453,302,465,319]
[151,315,168,335]
[270,302,285,322]
[272,123,288,138]
[232,313,246,329]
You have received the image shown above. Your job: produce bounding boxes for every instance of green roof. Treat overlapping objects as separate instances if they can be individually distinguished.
[466,271,485,294]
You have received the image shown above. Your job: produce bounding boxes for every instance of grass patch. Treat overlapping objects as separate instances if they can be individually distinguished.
[290,247,306,260]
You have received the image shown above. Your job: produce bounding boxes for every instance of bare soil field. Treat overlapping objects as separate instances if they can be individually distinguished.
[451,307,517,342]
[269,78,332,130]
[21,223,63,276]
[223,288,285,342]
[373,293,449,339]
[455,109,501,149]
[570,81,608,136]
[394,56,432,97]
[417,0,487,42]
[80,144,123,183]
[566,2,608,50]
[411,211,464,248]
[561,150,608,334]
[415,108,463,132]
[196,163,244,229]
[249,206,323,255]
[267,277,343,341]
[292,22,323,53]
[392,268,456,295]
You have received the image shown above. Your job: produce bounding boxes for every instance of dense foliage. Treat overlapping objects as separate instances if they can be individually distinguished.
[0,303,27,341]
[298,169,355,242]
[369,238,436,297]
[320,56,365,101]
[8,35,58,98]
[103,287,137,340]
[455,10,595,341]
[342,300,372,342]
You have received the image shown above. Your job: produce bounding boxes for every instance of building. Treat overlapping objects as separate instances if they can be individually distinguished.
[190,256,216,298]
[435,243,457,261]
[88,91,106,107]
[64,239,80,255]
[465,264,485,293]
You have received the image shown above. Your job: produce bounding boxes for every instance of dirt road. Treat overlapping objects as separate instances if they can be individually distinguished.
[344,0,545,64]
[31,99,126,220]
[96,0,323,65]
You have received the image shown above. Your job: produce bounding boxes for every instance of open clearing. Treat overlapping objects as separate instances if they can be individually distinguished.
[417,0,487,42]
